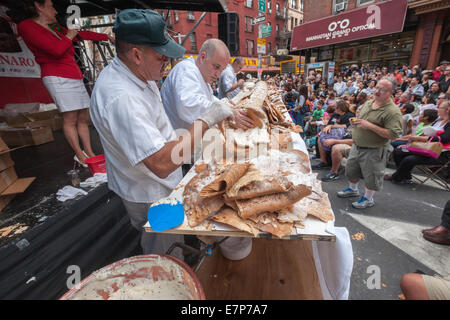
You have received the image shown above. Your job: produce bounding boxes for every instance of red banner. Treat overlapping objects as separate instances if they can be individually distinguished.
[290,0,408,51]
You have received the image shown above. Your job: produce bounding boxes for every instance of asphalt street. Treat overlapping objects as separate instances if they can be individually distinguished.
[312,157,449,300]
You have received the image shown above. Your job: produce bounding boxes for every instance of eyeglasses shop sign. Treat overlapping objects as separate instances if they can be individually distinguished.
[290,0,408,51]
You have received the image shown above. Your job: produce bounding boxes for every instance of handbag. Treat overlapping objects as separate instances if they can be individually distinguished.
[319,128,348,152]
[407,136,443,159]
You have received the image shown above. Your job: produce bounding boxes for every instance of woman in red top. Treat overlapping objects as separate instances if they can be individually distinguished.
[8,0,113,167]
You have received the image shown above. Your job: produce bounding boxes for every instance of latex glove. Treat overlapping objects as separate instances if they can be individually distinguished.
[198,100,234,127]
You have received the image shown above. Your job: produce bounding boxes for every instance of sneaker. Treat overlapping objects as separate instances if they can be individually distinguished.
[352,196,375,209]
[321,171,340,182]
[337,187,359,198]
[312,161,330,169]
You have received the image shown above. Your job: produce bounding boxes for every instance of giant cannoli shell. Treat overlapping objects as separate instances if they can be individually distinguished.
[200,162,250,197]
[226,168,292,200]
[248,212,293,238]
[236,184,312,220]
[183,169,225,227]
[211,207,259,237]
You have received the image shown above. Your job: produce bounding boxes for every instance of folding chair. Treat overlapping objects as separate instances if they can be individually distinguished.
[412,150,450,191]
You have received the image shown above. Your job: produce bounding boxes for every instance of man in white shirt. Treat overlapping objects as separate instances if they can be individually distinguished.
[90,10,233,255]
[333,75,346,94]
[161,39,254,132]
[218,57,245,99]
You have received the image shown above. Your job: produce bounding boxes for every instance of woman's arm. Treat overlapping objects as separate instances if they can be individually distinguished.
[18,21,73,58]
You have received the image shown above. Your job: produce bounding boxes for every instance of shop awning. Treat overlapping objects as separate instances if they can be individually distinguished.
[290,0,408,52]
[55,0,226,17]
[241,67,280,72]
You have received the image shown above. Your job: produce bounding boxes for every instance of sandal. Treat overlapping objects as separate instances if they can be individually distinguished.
[74,155,88,168]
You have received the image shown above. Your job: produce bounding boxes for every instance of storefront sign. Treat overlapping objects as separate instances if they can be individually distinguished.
[0,6,41,78]
[290,0,408,51]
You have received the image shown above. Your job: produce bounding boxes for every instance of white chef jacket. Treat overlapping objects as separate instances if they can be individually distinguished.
[90,57,182,203]
[218,64,240,100]
[161,57,219,130]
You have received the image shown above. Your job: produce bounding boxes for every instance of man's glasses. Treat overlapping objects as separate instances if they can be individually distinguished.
[374,87,388,93]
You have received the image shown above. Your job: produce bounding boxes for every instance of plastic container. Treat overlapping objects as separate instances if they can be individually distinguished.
[59,254,205,300]
[219,237,253,261]
[84,154,106,176]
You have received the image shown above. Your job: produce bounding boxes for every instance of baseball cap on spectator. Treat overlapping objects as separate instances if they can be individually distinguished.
[439,61,449,66]
[113,9,185,59]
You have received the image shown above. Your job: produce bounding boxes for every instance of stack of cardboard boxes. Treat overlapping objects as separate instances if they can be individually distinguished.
[0,137,35,211]
[0,103,62,147]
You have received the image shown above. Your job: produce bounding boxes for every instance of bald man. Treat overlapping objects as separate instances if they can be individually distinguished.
[161,39,254,132]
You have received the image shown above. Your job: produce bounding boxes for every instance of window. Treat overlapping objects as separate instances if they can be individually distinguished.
[291,0,296,9]
[190,32,197,51]
[300,0,304,11]
[276,24,279,36]
[290,17,294,30]
[267,42,271,54]
[245,0,253,8]
[187,11,195,21]
[174,10,179,22]
[268,1,272,13]
[245,16,254,32]
[333,0,347,13]
[246,39,254,56]
[357,0,374,6]
[276,3,280,15]
[299,18,303,24]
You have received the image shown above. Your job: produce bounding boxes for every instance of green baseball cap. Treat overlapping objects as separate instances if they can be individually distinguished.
[113,9,185,59]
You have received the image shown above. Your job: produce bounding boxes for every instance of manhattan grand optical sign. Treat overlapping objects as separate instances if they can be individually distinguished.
[290,0,408,51]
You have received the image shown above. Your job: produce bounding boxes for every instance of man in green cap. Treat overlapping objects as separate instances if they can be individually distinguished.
[90,9,234,256]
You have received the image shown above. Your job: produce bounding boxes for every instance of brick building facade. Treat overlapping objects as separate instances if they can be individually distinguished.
[159,0,289,58]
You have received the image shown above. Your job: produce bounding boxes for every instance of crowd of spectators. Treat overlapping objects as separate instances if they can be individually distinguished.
[275,61,450,185]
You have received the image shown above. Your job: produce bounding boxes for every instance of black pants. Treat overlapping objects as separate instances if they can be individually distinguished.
[392,149,448,181]
[442,201,450,230]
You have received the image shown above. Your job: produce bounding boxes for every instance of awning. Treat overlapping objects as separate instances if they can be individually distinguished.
[55,0,226,17]
[290,0,408,52]
[241,67,280,72]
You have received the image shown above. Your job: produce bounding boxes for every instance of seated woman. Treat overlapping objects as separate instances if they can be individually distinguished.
[390,103,415,149]
[391,109,438,149]
[385,101,450,184]
[313,100,354,169]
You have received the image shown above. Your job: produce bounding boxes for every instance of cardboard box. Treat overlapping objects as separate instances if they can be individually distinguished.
[0,167,18,194]
[2,109,61,131]
[0,137,36,212]
[0,153,14,172]
[0,126,54,147]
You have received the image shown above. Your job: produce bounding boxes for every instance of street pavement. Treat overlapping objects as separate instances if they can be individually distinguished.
[311,157,449,300]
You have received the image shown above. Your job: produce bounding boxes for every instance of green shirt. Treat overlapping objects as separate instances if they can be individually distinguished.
[414,123,431,136]
[352,99,403,148]
[312,109,324,120]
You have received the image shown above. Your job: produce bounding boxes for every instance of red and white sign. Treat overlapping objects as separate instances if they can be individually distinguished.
[0,6,41,78]
[290,0,408,51]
